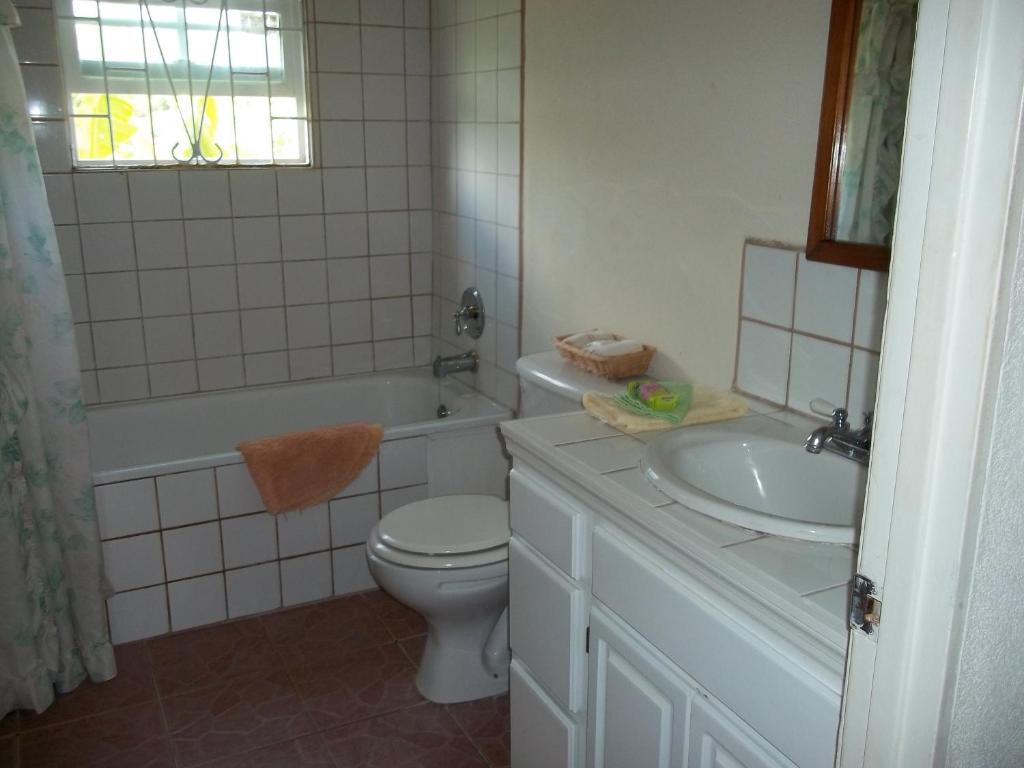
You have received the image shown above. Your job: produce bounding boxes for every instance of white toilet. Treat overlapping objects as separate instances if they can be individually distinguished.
[366,352,618,703]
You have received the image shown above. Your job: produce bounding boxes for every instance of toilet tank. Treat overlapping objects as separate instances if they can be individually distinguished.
[516,351,623,418]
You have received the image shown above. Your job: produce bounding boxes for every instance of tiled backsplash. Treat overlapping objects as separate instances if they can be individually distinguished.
[429,0,522,409]
[734,242,888,420]
[19,0,436,403]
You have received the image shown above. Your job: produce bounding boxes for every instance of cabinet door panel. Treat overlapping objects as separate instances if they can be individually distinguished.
[511,659,580,768]
[510,467,587,578]
[587,607,688,768]
[509,537,587,711]
[688,696,797,768]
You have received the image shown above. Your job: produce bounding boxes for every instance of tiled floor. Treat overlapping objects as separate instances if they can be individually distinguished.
[0,591,510,768]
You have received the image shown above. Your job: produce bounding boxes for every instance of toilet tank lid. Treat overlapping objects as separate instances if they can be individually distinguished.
[378,495,509,556]
[516,351,623,400]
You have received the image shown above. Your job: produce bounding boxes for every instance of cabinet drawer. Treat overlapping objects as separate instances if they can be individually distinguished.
[509,537,587,712]
[510,467,588,578]
[592,527,840,768]
[510,660,581,768]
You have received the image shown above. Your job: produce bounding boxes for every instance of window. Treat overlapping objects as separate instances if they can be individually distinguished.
[55,0,310,167]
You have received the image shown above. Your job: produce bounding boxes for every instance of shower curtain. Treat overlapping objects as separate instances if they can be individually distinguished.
[0,0,116,717]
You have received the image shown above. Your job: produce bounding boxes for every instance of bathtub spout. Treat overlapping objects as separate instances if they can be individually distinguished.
[433,350,479,378]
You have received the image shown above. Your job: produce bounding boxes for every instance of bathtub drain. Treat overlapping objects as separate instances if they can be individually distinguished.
[437,404,451,418]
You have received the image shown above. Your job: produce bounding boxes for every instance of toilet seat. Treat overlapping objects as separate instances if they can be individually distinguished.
[370,495,510,570]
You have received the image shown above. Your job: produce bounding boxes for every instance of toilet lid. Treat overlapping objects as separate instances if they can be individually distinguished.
[378,495,509,556]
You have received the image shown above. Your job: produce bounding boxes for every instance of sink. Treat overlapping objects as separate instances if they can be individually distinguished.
[642,416,866,544]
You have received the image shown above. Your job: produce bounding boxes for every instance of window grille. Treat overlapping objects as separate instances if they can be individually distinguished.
[55,0,310,167]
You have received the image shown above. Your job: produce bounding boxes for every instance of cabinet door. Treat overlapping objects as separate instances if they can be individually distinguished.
[509,537,587,711]
[511,659,581,768]
[688,696,797,768]
[587,607,689,768]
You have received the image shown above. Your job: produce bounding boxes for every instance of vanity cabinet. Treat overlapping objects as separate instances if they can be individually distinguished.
[507,462,839,768]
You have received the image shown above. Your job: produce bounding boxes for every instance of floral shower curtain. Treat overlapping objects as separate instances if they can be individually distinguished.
[0,0,116,717]
[836,0,917,246]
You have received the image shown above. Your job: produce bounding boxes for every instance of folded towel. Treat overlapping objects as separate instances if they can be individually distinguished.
[562,329,617,348]
[237,423,383,514]
[583,387,748,433]
[583,339,645,357]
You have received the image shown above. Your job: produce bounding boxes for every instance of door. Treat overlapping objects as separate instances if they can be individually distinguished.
[837,0,1024,764]
[587,606,689,768]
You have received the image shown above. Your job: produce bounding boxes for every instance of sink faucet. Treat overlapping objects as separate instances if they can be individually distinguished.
[805,405,872,465]
[433,350,479,378]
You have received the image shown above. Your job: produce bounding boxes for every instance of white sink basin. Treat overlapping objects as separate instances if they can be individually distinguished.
[642,416,866,544]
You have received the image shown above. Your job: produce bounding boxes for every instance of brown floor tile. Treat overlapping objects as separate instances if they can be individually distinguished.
[260,594,393,667]
[20,642,157,731]
[0,736,16,768]
[192,733,334,768]
[321,704,488,768]
[147,618,283,697]
[293,643,425,730]
[162,669,314,768]
[399,635,427,668]
[447,695,511,768]
[18,702,172,768]
[361,590,428,641]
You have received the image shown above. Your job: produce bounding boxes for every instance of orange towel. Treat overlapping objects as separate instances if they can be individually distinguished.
[237,423,383,514]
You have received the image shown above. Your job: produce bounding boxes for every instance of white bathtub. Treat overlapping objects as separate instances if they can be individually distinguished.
[89,369,514,644]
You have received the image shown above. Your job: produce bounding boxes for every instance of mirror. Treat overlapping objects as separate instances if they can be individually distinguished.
[807,0,918,271]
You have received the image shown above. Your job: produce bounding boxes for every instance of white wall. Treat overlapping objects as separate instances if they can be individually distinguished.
[521,0,830,387]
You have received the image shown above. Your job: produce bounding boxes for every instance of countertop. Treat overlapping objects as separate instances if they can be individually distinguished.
[500,405,858,693]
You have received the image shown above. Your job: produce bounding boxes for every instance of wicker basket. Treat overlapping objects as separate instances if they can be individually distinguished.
[554,333,656,380]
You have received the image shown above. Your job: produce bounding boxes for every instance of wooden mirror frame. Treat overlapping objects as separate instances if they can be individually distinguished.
[806,0,891,272]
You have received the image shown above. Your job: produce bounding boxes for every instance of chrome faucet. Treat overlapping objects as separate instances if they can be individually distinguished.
[432,349,479,378]
[805,403,872,465]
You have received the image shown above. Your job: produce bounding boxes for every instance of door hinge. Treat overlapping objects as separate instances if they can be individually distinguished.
[850,574,881,635]
[585,626,590,654]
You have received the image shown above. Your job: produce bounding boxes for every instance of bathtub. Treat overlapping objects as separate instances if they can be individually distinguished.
[89,369,514,644]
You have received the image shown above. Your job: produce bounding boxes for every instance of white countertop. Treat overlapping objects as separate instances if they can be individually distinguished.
[500,406,857,690]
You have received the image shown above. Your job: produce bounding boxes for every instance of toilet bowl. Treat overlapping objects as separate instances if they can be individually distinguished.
[366,494,511,704]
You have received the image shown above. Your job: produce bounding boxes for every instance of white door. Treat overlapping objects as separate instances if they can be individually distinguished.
[836,0,1024,764]
[587,607,689,768]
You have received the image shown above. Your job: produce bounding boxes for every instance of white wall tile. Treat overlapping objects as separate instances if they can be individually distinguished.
[244,351,289,385]
[197,356,244,390]
[379,436,427,489]
[81,223,135,273]
[330,300,373,343]
[237,263,284,309]
[129,172,182,221]
[185,219,234,266]
[162,521,222,580]
[332,545,376,595]
[139,271,191,317]
[368,211,409,254]
[787,334,851,415]
[281,215,327,261]
[380,483,428,515]
[793,254,858,342]
[226,562,281,617]
[148,361,197,397]
[221,513,277,568]
[233,217,281,263]
[95,478,158,540]
[157,469,217,527]
[854,269,888,351]
[320,122,366,168]
[316,23,361,72]
[168,573,226,631]
[107,585,169,643]
[74,172,130,223]
[277,504,330,558]
[135,221,187,270]
[216,463,264,518]
[287,303,331,348]
[143,315,194,363]
[496,69,519,122]
[194,312,241,358]
[363,75,406,120]
[362,26,405,73]
[289,347,333,380]
[371,297,412,339]
[316,0,359,23]
[323,168,368,213]
[283,260,329,304]
[56,225,83,274]
[97,366,149,401]
[332,342,375,375]
[325,213,369,258]
[361,0,403,26]
[230,170,277,217]
[328,257,370,302]
[45,174,77,225]
[318,74,364,121]
[281,552,333,607]
[848,348,881,419]
[87,273,141,322]
[189,266,238,313]
[93,319,146,367]
[102,533,164,591]
[329,493,380,547]
[735,320,791,405]
[241,307,287,353]
[277,169,324,215]
[742,244,797,326]
[334,456,379,498]
[180,171,231,219]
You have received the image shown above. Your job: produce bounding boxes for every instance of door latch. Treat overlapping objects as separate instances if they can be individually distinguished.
[850,574,881,634]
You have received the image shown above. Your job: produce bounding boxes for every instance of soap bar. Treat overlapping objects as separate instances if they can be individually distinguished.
[627,380,679,412]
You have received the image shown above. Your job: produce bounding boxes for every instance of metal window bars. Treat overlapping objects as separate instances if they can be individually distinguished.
[55,0,309,167]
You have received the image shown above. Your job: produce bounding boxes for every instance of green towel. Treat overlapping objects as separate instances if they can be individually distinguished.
[613,381,694,424]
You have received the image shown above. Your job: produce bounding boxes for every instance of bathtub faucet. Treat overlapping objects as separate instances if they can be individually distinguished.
[433,350,479,378]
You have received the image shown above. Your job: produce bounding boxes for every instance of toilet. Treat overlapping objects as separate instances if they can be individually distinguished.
[366,352,620,703]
